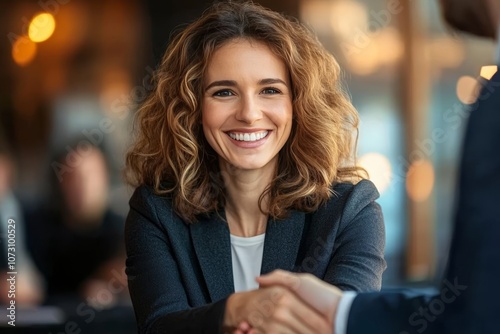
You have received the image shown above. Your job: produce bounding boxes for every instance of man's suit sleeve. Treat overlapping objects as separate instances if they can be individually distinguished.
[125,186,227,334]
[347,290,439,334]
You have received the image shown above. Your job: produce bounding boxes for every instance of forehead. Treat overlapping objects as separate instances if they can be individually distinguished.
[204,38,288,81]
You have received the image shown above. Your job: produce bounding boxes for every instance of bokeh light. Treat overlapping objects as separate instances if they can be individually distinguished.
[358,153,392,194]
[456,76,479,105]
[376,27,404,65]
[480,65,498,80]
[406,160,435,202]
[12,36,37,66]
[29,12,56,43]
[429,37,465,69]
[330,0,368,39]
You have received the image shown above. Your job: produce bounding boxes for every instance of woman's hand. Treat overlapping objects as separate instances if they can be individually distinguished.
[257,270,342,323]
[257,270,343,321]
[224,285,333,334]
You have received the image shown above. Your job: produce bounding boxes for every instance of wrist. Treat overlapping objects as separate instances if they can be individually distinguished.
[223,292,241,329]
[326,290,343,323]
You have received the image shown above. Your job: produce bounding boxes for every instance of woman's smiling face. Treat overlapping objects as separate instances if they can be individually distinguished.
[202,38,293,172]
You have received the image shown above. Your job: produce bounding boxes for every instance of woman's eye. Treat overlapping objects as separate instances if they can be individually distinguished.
[213,90,234,97]
[262,87,281,95]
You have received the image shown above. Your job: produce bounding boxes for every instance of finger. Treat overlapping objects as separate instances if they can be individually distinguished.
[237,321,251,331]
[256,270,301,291]
[276,292,332,334]
[254,288,332,334]
[247,288,313,334]
[260,271,342,318]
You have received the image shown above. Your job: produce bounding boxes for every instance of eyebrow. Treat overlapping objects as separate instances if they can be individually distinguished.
[204,78,288,91]
[205,80,237,91]
[258,78,288,86]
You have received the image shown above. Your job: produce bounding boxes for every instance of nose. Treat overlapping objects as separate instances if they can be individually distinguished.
[235,95,262,125]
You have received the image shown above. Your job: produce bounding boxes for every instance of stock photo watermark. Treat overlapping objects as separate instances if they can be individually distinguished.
[399,277,467,334]
[340,0,403,58]
[46,267,131,334]
[5,218,17,327]
[50,65,156,182]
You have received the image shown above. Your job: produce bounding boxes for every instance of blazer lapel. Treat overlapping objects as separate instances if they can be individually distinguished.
[261,210,306,275]
[190,214,234,302]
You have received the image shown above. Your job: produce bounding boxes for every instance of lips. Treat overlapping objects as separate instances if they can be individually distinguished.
[227,130,269,142]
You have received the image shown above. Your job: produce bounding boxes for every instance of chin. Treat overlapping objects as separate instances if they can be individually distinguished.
[231,162,267,170]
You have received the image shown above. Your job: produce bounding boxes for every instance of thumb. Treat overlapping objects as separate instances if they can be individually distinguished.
[256,270,301,291]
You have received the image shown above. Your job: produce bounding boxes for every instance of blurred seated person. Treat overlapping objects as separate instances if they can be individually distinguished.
[26,141,126,305]
[0,135,44,305]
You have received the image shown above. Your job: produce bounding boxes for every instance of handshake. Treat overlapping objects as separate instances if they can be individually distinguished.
[224,270,343,334]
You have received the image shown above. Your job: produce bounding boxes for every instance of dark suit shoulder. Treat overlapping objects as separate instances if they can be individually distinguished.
[128,184,187,234]
[315,179,380,224]
[331,179,380,204]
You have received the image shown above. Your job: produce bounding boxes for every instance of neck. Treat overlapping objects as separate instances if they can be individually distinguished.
[220,158,277,237]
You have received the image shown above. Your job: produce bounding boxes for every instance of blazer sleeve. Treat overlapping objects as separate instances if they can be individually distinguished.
[125,186,227,334]
[323,180,387,291]
[347,290,441,334]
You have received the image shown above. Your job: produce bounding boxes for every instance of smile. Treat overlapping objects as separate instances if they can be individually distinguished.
[227,131,269,142]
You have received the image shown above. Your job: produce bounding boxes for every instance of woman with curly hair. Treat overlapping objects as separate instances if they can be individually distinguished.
[125,1,386,333]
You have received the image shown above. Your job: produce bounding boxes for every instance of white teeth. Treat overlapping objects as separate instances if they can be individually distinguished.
[229,131,269,142]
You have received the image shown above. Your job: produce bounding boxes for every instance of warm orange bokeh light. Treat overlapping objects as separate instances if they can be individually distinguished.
[456,76,479,105]
[377,27,403,65]
[12,36,37,66]
[480,65,498,80]
[330,0,368,38]
[29,12,56,43]
[358,152,392,194]
[406,160,435,202]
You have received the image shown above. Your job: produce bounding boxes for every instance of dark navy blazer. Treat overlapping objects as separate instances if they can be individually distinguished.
[347,71,500,334]
[125,179,386,333]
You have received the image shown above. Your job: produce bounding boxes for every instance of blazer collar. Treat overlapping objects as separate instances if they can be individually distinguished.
[261,210,306,275]
[190,210,306,302]
[190,212,234,302]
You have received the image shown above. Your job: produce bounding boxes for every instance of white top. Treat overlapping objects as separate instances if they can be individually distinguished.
[230,233,265,293]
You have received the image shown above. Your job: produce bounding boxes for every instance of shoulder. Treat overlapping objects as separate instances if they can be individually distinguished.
[330,179,380,220]
[331,179,380,204]
[312,179,383,232]
[127,184,188,235]
[318,179,380,216]
[129,184,174,216]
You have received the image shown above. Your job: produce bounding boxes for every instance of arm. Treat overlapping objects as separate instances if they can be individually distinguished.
[257,271,440,334]
[324,180,386,291]
[347,290,438,334]
[125,186,227,333]
[127,187,334,334]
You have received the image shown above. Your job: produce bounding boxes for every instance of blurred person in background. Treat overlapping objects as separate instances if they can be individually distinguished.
[0,133,44,306]
[26,140,126,306]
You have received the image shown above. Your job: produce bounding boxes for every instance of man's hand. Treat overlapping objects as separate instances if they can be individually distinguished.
[224,284,333,334]
[256,270,343,323]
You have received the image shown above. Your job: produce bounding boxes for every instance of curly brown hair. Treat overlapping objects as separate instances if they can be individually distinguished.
[125,1,365,223]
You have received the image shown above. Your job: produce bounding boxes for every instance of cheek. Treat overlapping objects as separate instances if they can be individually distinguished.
[202,101,222,129]
[201,103,224,149]
[268,101,293,128]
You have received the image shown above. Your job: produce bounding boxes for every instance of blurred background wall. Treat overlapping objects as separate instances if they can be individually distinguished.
[0,0,497,332]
